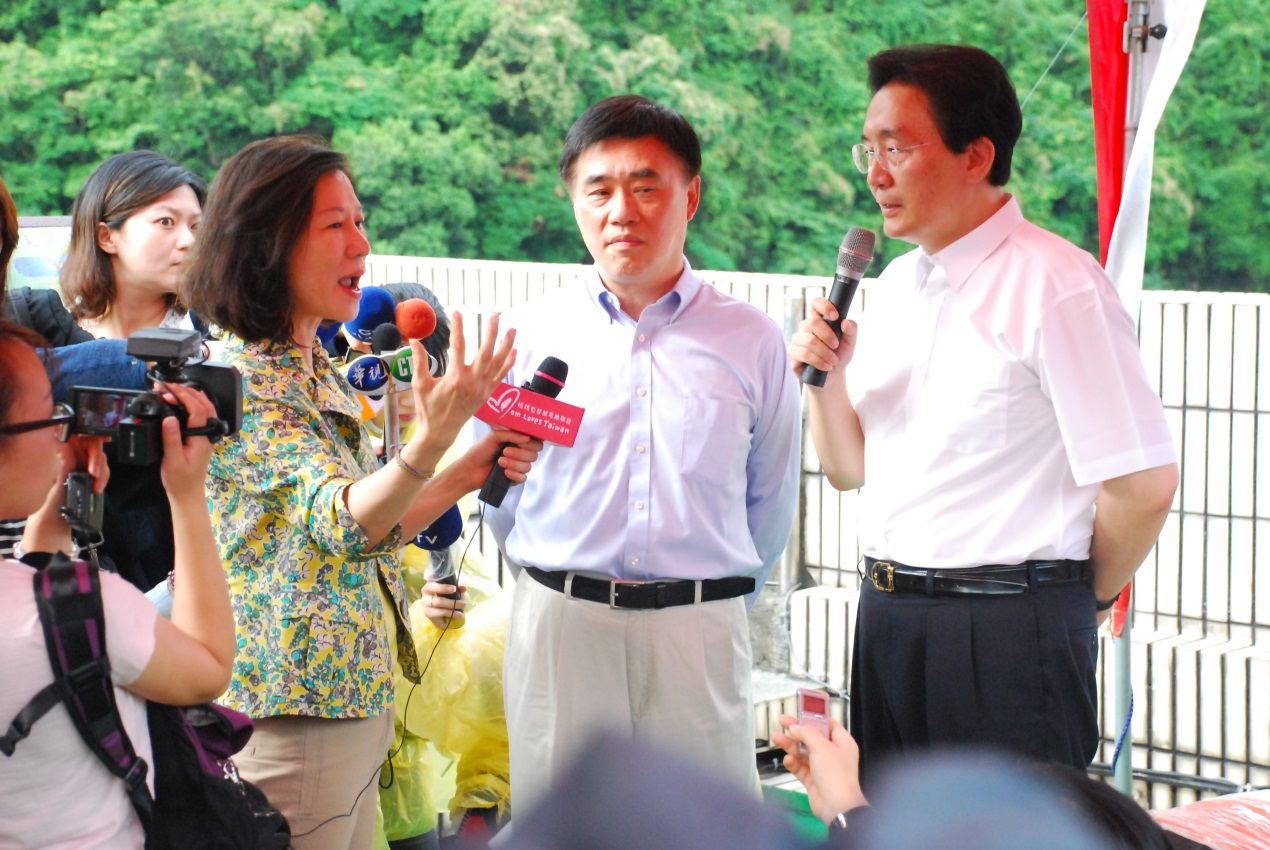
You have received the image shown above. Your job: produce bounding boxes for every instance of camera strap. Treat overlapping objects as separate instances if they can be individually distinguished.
[0,554,154,827]
[181,419,229,441]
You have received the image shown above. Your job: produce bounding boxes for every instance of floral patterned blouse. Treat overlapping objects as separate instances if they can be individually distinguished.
[207,336,421,720]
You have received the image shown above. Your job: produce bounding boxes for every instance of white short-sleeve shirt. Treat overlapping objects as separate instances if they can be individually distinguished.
[850,197,1176,568]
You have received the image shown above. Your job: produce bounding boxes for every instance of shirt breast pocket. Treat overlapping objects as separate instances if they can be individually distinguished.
[681,397,753,485]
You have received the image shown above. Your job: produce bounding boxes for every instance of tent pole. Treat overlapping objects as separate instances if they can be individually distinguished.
[1112,0,1153,798]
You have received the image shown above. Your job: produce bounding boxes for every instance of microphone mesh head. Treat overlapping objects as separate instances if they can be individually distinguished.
[526,356,569,398]
[371,323,403,354]
[837,227,876,277]
[395,299,437,340]
[538,356,569,383]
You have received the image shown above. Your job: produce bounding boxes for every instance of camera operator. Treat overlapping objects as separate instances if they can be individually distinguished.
[0,320,234,848]
[0,171,150,563]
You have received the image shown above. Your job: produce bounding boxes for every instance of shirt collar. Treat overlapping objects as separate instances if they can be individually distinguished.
[585,258,699,324]
[228,335,321,372]
[925,194,1024,292]
[225,335,358,416]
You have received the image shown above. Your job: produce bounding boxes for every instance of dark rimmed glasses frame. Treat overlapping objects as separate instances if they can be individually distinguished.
[0,402,75,442]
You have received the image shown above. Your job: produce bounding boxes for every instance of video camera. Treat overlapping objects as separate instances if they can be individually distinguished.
[70,327,243,466]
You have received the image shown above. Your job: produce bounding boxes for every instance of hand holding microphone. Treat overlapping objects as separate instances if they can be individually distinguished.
[795,227,875,388]
[410,501,467,628]
[479,356,567,508]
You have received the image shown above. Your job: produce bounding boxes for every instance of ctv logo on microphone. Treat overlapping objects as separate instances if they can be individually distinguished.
[476,384,584,447]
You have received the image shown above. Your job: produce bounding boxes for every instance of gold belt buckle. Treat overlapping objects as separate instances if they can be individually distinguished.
[871,561,895,592]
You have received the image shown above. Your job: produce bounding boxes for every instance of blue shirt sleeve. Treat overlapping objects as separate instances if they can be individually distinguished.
[742,333,803,607]
[46,340,148,402]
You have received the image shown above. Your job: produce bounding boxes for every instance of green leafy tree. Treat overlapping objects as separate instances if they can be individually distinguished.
[0,0,1263,290]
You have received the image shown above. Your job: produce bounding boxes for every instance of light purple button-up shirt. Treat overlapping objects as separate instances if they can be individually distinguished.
[479,261,801,608]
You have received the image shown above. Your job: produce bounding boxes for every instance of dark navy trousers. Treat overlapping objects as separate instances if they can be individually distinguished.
[849,575,1100,788]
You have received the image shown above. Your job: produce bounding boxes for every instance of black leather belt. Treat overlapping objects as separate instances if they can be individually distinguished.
[524,567,755,610]
[863,556,1090,597]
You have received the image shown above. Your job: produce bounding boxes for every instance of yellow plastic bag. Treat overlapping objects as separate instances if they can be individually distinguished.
[402,552,513,821]
[378,731,440,842]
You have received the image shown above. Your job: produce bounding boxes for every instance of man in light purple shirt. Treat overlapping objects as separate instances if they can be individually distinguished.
[479,95,801,815]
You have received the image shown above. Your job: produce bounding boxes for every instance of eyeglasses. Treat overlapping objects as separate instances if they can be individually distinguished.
[851,142,931,174]
[0,402,75,442]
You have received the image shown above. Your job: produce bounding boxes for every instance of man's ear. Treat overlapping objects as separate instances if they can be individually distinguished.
[97,222,118,255]
[685,175,701,222]
[964,137,996,184]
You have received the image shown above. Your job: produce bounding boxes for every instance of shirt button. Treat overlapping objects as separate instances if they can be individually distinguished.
[637,387,647,397]
[635,501,645,510]
[635,444,646,453]
[638,334,646,342]
[631,557,640,566]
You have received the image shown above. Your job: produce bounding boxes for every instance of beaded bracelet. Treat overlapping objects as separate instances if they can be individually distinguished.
[394,454,434,481]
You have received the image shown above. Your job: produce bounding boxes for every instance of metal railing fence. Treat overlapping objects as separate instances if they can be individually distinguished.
[368,254,1270,805]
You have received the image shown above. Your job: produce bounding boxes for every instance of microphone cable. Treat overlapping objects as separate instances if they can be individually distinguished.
[293,505,488,837]
[377,501,486,792]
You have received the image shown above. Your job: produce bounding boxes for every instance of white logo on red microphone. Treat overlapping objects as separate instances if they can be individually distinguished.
[487,386,520,415]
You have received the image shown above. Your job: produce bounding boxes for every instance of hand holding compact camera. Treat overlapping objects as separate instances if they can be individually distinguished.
[60,470,104,536]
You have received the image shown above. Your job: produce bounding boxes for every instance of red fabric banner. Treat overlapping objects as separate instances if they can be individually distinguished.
[1087,0,1129,266]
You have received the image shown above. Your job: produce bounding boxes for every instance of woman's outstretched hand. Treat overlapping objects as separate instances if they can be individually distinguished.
[406,311,516,454]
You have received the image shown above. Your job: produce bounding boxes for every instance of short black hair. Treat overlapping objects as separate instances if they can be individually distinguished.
[867,45,1022,186]
[558,95,702,186]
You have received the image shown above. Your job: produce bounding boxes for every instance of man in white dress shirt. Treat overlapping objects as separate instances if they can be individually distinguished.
[788,44,1178,784]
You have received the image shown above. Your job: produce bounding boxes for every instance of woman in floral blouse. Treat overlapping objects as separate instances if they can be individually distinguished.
[182,136,541,850]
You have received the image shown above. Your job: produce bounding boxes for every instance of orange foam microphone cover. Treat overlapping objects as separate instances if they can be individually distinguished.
[395,298,437,340]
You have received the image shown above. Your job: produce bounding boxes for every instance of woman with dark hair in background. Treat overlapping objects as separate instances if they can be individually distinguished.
[47,152,207,591]
[182,135,540,850]
[60,150,205,340]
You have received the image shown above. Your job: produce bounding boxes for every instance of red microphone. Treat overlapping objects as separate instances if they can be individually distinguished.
[395,299,437,340]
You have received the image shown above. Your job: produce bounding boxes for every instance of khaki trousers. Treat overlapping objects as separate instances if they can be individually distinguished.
[235,712,395,850]
[504,569,756,817]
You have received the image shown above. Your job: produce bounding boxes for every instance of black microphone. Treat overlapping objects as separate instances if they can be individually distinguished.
[800,227,876,388]
[371,322,403,355]
[478,356,568,508]
[415,504,465,601]
[373,322,407,461]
